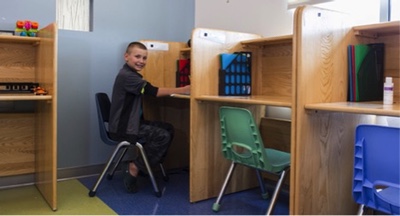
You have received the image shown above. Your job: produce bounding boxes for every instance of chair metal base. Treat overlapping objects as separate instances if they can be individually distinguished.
[88,141,168,198]
[212,161,290,215]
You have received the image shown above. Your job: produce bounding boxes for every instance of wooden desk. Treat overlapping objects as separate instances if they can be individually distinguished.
[189,28,293,203]
[0,23,58,210]
[141,41,191,170]
[141,9,399,215]
[292,7,399,214]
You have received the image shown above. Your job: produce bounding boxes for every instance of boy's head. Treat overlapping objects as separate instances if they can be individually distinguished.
[124,41,148,71]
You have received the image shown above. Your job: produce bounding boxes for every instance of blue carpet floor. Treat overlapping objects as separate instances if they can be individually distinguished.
[78,169,289,215]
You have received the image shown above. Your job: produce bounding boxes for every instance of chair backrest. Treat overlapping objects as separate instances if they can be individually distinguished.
[95,92,117,145]
[353,124,400,214]
[219,106,271,171]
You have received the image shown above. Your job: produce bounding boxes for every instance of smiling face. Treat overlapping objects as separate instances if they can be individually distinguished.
[124,46,148,71]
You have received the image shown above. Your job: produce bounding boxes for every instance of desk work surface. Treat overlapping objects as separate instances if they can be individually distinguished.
[305,101,400,117]
[0,94,52,101]
[196,95,291,107]
[170,94,190,99]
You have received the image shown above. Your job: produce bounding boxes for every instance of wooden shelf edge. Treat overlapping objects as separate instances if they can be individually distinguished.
[241,35,293,47]
[0,35,41,44]
[196,95,292,107]
[305,101,400,117]
[0,94,52,101]
[170,94,190,99]
[180,47,191,52]
[353,21,400,38]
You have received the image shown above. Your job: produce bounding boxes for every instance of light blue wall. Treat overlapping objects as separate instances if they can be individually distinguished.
[0,0,195,168]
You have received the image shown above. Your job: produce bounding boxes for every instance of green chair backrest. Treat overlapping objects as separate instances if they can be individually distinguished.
[219,106,272,171]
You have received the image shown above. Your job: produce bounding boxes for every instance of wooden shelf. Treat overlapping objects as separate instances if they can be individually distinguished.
[196,95,291,107]
[241,35,292,46]
[0,94,52,101]
[353,21,400,38]
[0,35,40,44]
[180,47,191,52]
[305,101,400,117]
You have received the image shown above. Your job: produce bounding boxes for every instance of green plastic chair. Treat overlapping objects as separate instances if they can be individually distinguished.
[212,106,291,215]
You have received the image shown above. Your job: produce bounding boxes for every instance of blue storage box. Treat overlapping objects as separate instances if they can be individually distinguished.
[219,52,251,96]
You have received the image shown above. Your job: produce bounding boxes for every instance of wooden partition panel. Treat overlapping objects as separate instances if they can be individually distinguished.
[259,44,293,97]
[35,22,58,211]
[141,41,187,88]
[0,113,35,176]
[293,6,355,214]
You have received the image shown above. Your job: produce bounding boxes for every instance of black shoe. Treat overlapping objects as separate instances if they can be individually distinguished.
[123,162,138,193]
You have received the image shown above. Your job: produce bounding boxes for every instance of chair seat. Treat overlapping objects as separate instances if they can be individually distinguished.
[377,186,400,206]
[265,148,290,173]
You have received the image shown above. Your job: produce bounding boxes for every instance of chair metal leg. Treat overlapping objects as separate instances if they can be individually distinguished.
[159,163,169,181]
[266,168,289,215]
[89,141,131,197]
[212,162,237,212]
[357,204,364,215]
[107,147,128,180]
[256,170,269,199]
[136,142,162,197]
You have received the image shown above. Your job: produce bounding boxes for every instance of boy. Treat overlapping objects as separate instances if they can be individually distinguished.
[109,41,190,193]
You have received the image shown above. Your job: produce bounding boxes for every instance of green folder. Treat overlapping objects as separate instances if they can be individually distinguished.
[354,43,384,102]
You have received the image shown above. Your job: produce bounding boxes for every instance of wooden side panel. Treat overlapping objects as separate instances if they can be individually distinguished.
[260,117,291,153]
[0,43,36,82]
[160,98,190,169]
[260,44,293,97]
[260,117,291,184]
[293,6,360,214]
[35,23,58,211]
[0,113,35,176]
[141,41,187,88]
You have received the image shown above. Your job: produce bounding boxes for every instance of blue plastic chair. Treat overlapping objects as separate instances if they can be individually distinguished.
[353,124,400,215]
[212,106,290,215]
[88,92,168,198]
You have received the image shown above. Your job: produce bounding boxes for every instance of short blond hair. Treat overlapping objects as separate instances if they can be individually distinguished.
[126,41,147,54]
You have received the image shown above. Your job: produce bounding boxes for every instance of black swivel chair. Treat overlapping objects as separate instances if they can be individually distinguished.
[88,92,168,198]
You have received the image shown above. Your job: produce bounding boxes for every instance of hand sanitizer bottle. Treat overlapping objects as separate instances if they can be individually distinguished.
[383,77,394,105]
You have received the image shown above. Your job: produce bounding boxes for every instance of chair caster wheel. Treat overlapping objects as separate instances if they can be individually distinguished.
[155,191,162,197]
[89,190,96,197]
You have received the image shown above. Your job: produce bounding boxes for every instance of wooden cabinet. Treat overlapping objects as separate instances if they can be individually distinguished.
[293,6,399,214]
[0,23,58,210]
